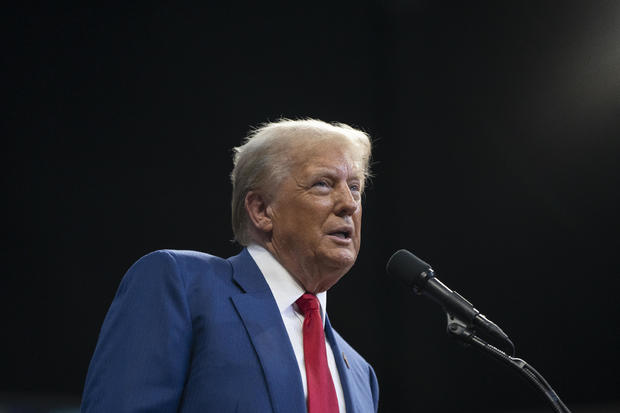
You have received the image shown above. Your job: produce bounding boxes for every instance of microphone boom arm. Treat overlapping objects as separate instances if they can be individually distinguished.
[414,268,516,355]
[445,310,571,413]
[386,249,571,412]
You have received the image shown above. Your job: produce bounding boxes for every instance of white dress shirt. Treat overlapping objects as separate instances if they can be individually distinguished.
[247,244,346,413]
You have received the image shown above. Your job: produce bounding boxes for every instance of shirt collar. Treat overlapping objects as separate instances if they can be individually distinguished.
[247,244,327,323]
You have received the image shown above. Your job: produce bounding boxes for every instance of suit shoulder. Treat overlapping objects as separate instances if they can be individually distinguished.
[157,249,228,266]
[132,249,230,270]
[162,249,232,279]
[121,249,232,289]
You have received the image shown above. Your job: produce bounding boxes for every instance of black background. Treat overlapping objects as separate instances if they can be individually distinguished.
[4,1,620,412]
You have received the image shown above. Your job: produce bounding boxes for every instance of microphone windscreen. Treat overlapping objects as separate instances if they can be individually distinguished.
[386,249,432,288]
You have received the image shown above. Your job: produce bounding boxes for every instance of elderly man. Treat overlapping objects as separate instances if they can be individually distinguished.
[81,119,379,413]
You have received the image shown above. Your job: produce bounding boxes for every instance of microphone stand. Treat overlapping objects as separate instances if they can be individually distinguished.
[445,313,571,413]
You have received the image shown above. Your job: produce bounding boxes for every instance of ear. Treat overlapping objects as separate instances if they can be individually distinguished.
[245,190,273,233]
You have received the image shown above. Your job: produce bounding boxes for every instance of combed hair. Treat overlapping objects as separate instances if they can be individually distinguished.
[230,118,372,246]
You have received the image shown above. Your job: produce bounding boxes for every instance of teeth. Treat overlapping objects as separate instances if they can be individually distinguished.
[332,232,348,239]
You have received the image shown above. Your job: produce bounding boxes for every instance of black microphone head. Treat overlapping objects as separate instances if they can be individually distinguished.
[386,249,433,289]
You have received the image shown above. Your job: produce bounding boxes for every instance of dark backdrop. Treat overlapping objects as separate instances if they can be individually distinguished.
[4,1,619,412]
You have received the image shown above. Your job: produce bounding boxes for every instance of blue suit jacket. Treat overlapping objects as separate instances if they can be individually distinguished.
[82,249,379,412]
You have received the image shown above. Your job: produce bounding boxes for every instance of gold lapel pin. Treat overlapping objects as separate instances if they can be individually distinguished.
[343,352,350,369]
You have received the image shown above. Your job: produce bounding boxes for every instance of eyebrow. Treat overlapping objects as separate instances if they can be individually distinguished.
[307,166,363,180]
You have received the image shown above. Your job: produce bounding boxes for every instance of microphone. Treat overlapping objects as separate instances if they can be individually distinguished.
[386,249,515,355]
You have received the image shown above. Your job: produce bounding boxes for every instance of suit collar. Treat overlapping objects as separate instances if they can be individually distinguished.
[228,248,307,413]
[325,315,357,413]
[246,244,328,325]
[229,248,361,413]
[229,248,271,293]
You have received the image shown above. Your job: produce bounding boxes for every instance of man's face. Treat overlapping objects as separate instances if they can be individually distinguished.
[266,139,364,293]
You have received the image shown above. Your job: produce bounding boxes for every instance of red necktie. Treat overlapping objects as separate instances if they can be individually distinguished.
[296,293,339,413]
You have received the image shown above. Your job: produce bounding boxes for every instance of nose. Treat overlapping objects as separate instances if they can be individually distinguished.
[334,183,359,217]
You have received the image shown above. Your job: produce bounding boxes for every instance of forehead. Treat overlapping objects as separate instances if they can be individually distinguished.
[289,137,364,178]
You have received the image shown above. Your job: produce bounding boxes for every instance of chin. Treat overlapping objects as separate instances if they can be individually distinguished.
[325,250,357,272]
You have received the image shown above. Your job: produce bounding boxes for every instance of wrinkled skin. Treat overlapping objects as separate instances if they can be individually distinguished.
[246,139,364,293]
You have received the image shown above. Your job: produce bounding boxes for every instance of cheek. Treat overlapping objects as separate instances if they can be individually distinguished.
[354,205,363,223]
[301,201,333,223]
[354,209,363,241]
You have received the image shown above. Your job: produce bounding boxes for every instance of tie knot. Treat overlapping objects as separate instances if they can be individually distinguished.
[296,293,320,316]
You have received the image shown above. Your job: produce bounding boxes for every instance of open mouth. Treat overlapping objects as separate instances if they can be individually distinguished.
[329,230,351,240]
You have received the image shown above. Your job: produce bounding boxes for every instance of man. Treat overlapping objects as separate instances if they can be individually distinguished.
[81,119,379,412]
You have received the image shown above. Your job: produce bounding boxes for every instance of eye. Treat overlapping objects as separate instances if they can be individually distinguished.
[349,181,363,194]
[313,180,330,188]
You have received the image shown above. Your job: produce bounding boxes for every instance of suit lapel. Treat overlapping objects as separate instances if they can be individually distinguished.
[229,249,306,413]
[325,315,357,413]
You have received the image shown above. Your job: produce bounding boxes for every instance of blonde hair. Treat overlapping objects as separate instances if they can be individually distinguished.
[230,118,372,245]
